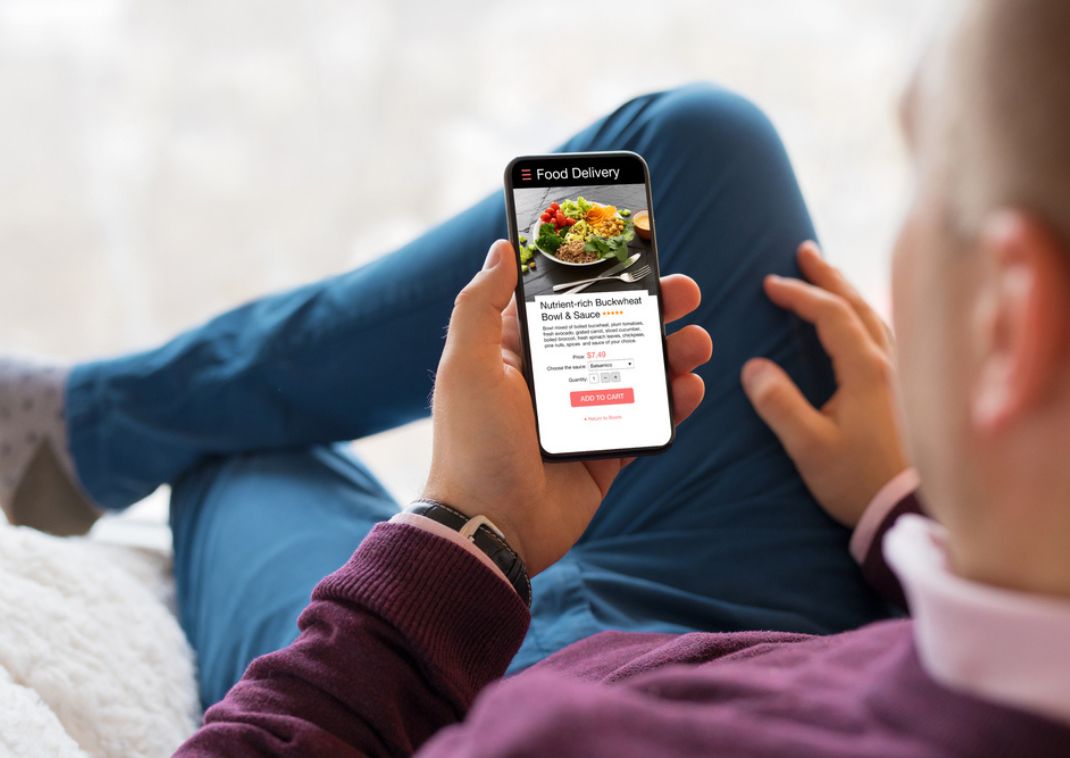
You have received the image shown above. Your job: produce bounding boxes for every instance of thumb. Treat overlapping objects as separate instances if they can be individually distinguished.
[443,240,518,365]
[741,358,829,458]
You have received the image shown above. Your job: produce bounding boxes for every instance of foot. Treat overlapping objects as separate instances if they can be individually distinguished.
[0,356,100,535]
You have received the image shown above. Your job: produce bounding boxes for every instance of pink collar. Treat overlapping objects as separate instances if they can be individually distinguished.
[886,515,1070,726]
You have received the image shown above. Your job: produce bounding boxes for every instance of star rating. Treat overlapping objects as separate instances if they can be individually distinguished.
[602,310,624,316]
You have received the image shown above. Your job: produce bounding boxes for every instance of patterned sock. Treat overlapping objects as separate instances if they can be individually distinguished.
[0,356,99,534]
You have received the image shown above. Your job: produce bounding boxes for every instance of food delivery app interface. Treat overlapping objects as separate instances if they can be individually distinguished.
[509,154,673,456]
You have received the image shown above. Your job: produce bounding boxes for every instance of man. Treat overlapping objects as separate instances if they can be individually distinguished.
[3,0,1066,754]
[167,0,1070,754]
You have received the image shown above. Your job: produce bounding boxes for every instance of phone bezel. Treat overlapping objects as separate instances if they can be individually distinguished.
[503,150,677,461]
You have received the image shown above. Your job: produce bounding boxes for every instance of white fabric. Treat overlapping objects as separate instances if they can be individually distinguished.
[849,467,920,562]
[888,514,1070,727]
[0,523,200,756]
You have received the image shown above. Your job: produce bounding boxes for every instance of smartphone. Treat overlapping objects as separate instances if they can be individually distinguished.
[504,150,675,460]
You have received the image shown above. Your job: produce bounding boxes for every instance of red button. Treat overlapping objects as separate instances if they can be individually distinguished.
[570,388,635,407]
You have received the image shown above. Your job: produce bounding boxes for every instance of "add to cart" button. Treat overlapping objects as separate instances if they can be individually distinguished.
[570,388,635,407]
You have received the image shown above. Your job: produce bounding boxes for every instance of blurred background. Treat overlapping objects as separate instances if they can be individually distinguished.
[0,0,937,517]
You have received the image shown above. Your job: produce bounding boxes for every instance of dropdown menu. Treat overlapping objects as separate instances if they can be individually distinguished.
[588,358,635,370]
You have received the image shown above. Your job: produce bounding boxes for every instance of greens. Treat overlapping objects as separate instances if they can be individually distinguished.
[584,225,635,262]
[535,199,637,263]
[560,196,592,220]
[519,243,537,273]
[536,222,566,253]
[583,216,635,262]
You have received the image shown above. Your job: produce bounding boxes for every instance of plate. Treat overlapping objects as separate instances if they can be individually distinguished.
[529,201,626,268]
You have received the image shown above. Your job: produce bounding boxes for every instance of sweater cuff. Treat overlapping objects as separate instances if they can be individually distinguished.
[850,468,921,563]
[314,522,530,694]
[389,511,514,590]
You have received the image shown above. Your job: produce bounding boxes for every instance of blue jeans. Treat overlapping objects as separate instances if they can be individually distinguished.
[66,84,891,708]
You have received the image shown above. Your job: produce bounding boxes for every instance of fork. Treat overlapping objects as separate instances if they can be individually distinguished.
[553,265,653,292]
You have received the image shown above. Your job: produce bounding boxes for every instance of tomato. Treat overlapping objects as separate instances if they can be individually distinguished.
[550,202,559,210]
[540,213,551,222]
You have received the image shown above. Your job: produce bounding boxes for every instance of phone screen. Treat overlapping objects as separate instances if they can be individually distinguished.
[505,151,674,459]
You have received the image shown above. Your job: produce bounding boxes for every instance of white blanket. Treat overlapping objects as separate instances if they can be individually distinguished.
[0,524,199,756]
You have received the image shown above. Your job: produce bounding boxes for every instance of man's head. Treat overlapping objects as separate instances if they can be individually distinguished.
[893,0,1070,595]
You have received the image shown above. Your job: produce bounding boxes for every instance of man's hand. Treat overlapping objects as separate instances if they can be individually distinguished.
[741,242,910,528]
[422,240,712,576]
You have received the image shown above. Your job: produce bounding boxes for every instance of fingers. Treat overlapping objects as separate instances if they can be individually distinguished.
[600,370,705,472]
[741,357,831,457]
[666,324,712,376]
[443,240,518,365]
[763,274,883,386]
[501,347,524,373]
[501,272,707,376]
[797,242,893,350]
[660,274,702,324]
[670,371,705,425]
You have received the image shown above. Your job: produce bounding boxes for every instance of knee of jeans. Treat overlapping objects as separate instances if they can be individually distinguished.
[168,455,228,538]
[643,82,786,167]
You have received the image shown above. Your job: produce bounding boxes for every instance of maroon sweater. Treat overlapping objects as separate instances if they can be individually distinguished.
[176,497,1070,756]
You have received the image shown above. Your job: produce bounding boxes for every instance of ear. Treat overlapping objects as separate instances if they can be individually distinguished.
[971,211,1070,431]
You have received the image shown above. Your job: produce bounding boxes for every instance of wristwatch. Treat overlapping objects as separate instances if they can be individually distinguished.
[407,499,531,606]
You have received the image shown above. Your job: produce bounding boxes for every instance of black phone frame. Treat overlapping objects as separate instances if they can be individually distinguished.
[503,150,677,461]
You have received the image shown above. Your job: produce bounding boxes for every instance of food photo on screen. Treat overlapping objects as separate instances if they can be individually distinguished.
[512,183,656,301]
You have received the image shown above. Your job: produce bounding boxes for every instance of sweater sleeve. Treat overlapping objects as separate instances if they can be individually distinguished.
[174,522,530,757]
